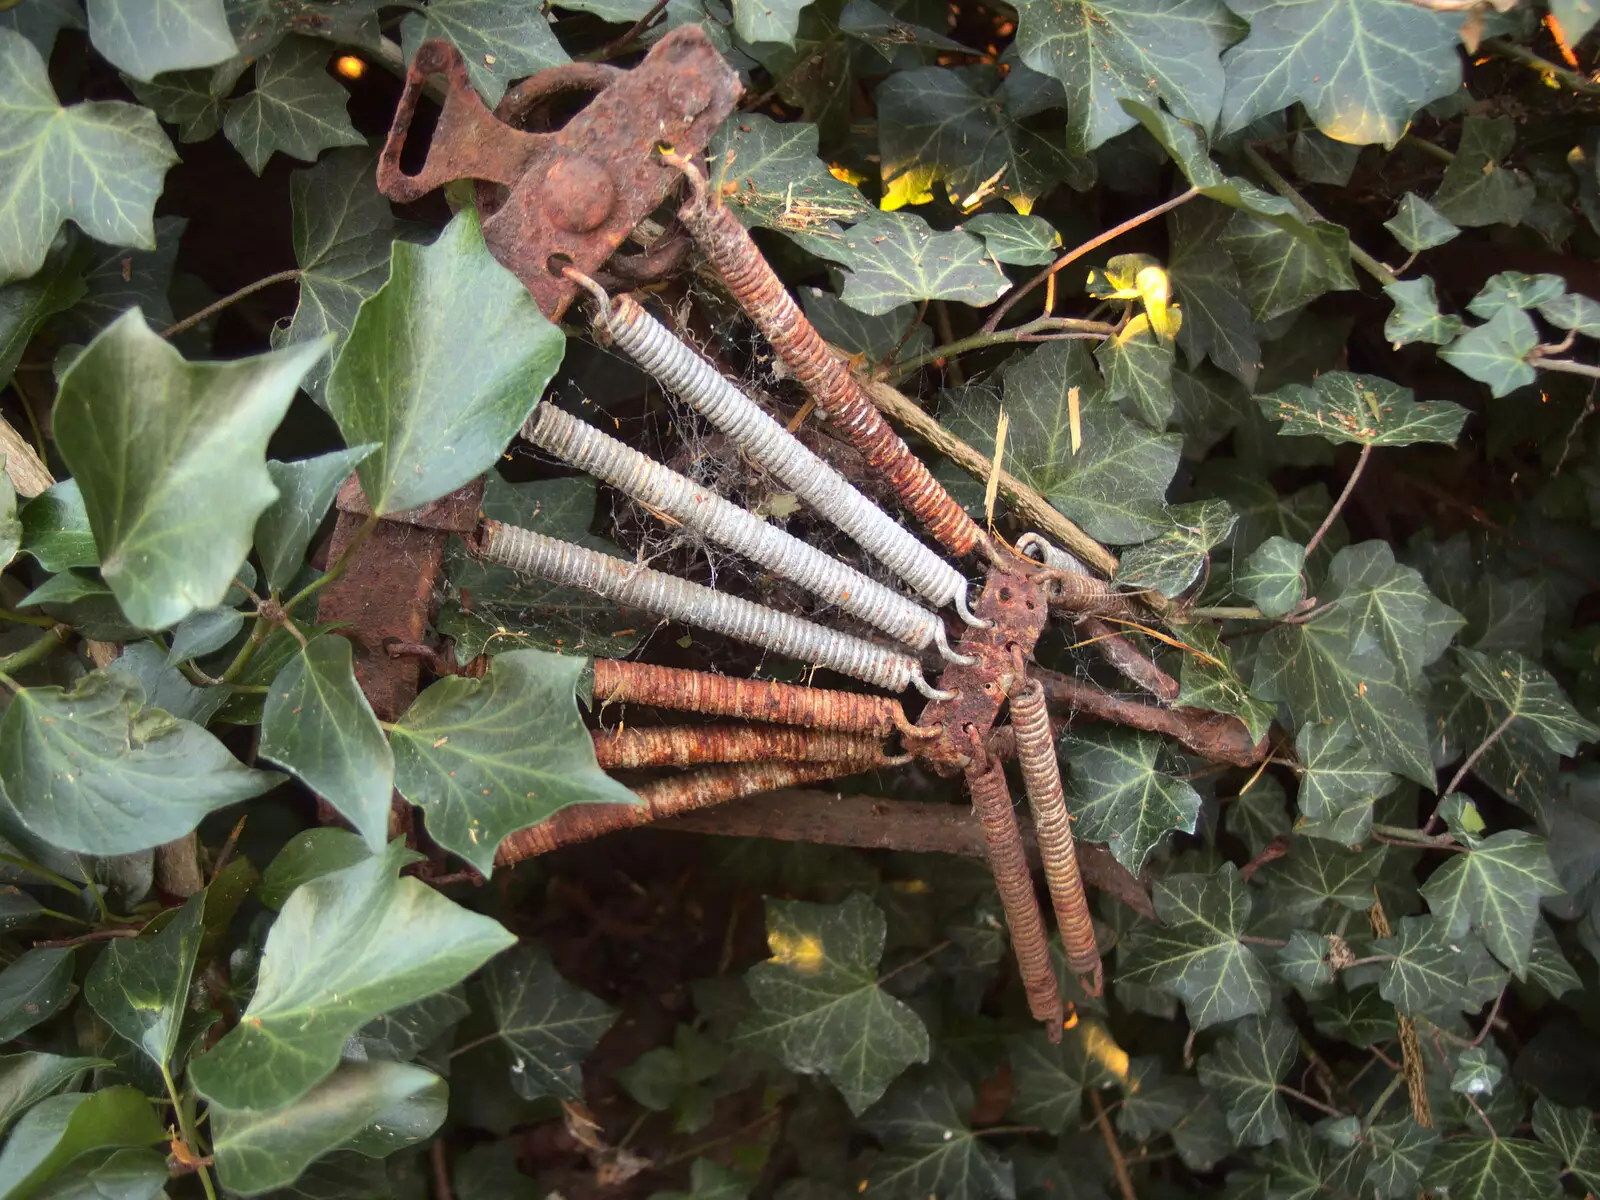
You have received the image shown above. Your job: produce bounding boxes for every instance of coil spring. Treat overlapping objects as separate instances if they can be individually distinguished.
[481,521,952,698]
[591,293,972,615]
[589,659,931,738]
[964,741,1064,1038]
[671,165,987,564]
[1010,678,1103,995]
[592,724,889,770]
[524,403,970,662]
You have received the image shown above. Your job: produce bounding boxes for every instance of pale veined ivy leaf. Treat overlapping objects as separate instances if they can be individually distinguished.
[1524,917,1581,999]
[736,891,929,1114]
[0,30,178,285]
[1538,291,1600,338]
[728,0,812,46]
[1062,727,1201,873]
[0,479,15,572]
[1258,371,1468,448]
[328,208,565,517]
[0,1055,105,1137]
[1255,1124,1366,1200]
[1116,1059,1235,1171]
[1450,1045,1502,1096]
[258,827,372,911]
[837,213,1010,316]
[0,670,279,855]
[1219,210,1358,325]
[188,838,515,1112]
[1273,929,1332,991]
[1431,116,1536,228]
[1456,646,1600,755]
[1118,866,1272,1031]
[1363,1118,1438,1198]
[350,986,470,1064]
[222,35,362,175]
[1418,829,1561,978]
[859,1063,1014,1200]
[1175,622,1274,745]
[0,237,87,384]
[1012,0,1238,156]
[211,1060,446,1196]
[481,943,617,1103]
[0,1087,165,1200]
[1095,314,1178,430]
[1293,721,1399,844]
[1384,277,1464,348]
[83,892,204,1070]
[1432,671,1558,821]
[86,0,237,82]
[616,1024,725,1134]
[1467,271,1567,321]
[876,66,1075,214]
[1113,498,1235,597]
[1225,777,1290,859]
[802,288,931,367]
[945,339,1179,544]
[1196,1015,1295,1147]
[127,65,238,143]
[1236,535,1305,618]
[1550,0,1599,39]
[0,947,75,1042]
[1006,1021,1123,1135]
[839,0,964,61]
[272,148,405,400]
[391,647,639,877]
[1166,201,1261,388]
[1308,986,1394,1047]
[1291,130,1361,186]
[224,0,385,59]
[1532,1096,1600,1194]
[0,0,83,57]
[1255,837,1385,918]
[399,0,568,107]
[1325,540,1464,689]
[1384,193,1459,253]
[54,310,323,630]
[51,214,185,346]
[255,445,376,594]
[262,634,395,854]
[436,474,644,663]
[963,213,1061,266]
[652,1158,753,1200]
[1217,0,1461,147]
[1425,1135,1562,1200]
[1374,916,1506,1020]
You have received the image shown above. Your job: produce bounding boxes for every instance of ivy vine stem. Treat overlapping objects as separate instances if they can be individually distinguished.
[1362,1070,1407,1131]
[1531,356,1600,382]
[1239,146,1398,288]
[1425,709,1521,832]
[1305,442,1374,557]
[159,269,302,341]
[893,315,1116,378]
[0,623,70,677]
[1483,36,1600,98]
[162,1063,219,1200]
[1277,1084,1347,1120]
[282,511,381,615]
[0,608,60,628]
[980,188,1201,333]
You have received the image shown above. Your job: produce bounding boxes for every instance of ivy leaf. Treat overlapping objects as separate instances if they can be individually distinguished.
[1257,837,1386,917]
[392,648,638,876]
[1225,778,1290,859]
[1176,623,1274,745]
[83,893,203,1069]
[1006,1022,1120,1135]
[481,943,618,1102]
[1384,278,1464,348]
[1384,193,1459,252]
[255,446,376,594]
[1418,830,1561,978]
[1220,210,1357,324]
[1539,291,1600,338]
[1217,0,1461,147]
[840,0,964,61]
[0,1087,164,1199]
[964,214,1061,266]
[876,67,1073,214]
[1258,372,1467,448]
[1196,1015,1294,1147]
[0,947,75,1041]
[0,29,178,285]
[0,1055,103,1137]
[616,1025,725,1134]
[1273,930,1332,990]
[127,66,237,144]
[1237,536,1305,618]
[328,208,564,517]
[55,310,322,630]
[1119,866,1272,1031]
[351,987,469,1064]
[1363,1118,1438,1198]
[273,148,403,400]
[1116,1059,1235,1171]
[1011,0,1236,155]
[802,288,931,366]
[860,1064,1014,1200]
[1063,728,1201,872]
[52,214,185,345]
[0,670,279,855]
[1375,916,1507,1020]
[1114,499,1235,597]
[1326,542,1463,690]
[211,1060,446,1196]
[222,35,362,174]
[736,892,929,1114]
[0,239,87,384]
[1426,1136,1562,1200]
[188,839,515,1112]
[402,0,568,107]
[86,0,237,82]
[1167,202,1261,388]
[262,635,396,854]
[1451,1045,1502,1096]
[1095,314,1177,430]
[1294,721,1399,843]
[1525,918,1581,998]
[258,828,372,910]
[1291,130,1360,186]
[1431,117,1536,228]
[1467,271,1567,321]
[710,115,870,259]
[0,0,83,57]
[1456,647,1600,755]
[838,214,1009,315]
[1532,1097,1600,1194]
[652,1159,752,1200]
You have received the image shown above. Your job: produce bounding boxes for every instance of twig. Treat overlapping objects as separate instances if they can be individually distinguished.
[429,1138,453,1200]
[163,1063,219,1200]
[983,189,1199,333]
[209,815,249,882]
[0,624,70,677]
[1089,1090,1137,1200]
[32,926,142,949]
[160,270,302,340]
[1470,985,1507,1048]
[1531,356,1600,381]
[1362,1071,1407,1131]
[591,0,669,58]
[1483,36,1600,97]
[1400,133,1456,164]
[1305,443,1373,556]
[1240,146,1397,286]
[1425,710,1519,832]
[1278,1085,1348,1120]
[894,315,1116,378]
[155,834,204,898]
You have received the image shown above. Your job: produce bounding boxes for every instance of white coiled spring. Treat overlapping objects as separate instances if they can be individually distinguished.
[1017,532,1091,576]
[523,403,973,662]
[594,293,974,615]
[480,520,954,698]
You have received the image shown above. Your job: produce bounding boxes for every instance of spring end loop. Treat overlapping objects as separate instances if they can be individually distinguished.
[911,665,958,702]
[659,145,711,208]
[933,621,979,666]
[954,586,992,629]
[892,709,944,740]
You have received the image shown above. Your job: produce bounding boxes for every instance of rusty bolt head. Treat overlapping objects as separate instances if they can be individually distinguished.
[544,155,616,233]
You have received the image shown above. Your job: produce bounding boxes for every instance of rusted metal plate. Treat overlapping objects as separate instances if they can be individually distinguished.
[378,27,741,320]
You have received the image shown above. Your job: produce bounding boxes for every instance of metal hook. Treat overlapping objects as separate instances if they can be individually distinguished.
[933,621,979,666]
[911,664,958,701]
[954,585,992,628]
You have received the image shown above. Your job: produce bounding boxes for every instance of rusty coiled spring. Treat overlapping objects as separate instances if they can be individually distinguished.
[523,403,972,663]
[481,520,953,698]
[1010,678,1102,995]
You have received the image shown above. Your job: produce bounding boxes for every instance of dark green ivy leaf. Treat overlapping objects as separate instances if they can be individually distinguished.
[222,35,362,174]
[1431,116,1537,228]
[350,987,469,1064]
[1363,1118,1438,1199]
[1255,837,1385,917]
[1321,543,1464,691]
[254,446,376,594]
[1005,1022,1120,1135]
[1219,210,1357,325]
[859,1064,1014,1200]
[84,892,203,1069]
[838,214,1009,316]
[0,1055,103,1137]
[0,948,74,1042]
[1426,1135,1561,1200]
[1258,372,1467,447]
[481,942,618,1103]
[1384,277,1464,348]
[1236,535,1305,618]
[651,1158,753,1200]
[1457,646,1600,755]
[1118,866,1272,1031]
[258,828,372,911]
[737,892,929,1114]
[1375,916,1507,1020]
[0,239,87,384]
[802,288,931,367]
[1166,201,1261,388]
[1384,193,1459,252]
[616,1025,725,1134]
[963,214,1061,266]
[1196,1015,1295,1147]
[1114,499,1235,597]
[1063,728,1201,871]
[1176,623,1275,744]
[1225,777,1291,859]
[1291,130,1361,186]
[0,1087,164,1200]
[1273,930,1332,991]
[1116,1058,1235,1171]
[1539,291,1600,337]
[1441,305,1540,398]
[1095,314,1178,430]
[86,0,237,82]
[1525,918,1581,998]
[1467,271,1567,321]
[1293,720,1399,845]
[127,65,238,144]
[1418,830,1561,978]
[401,0,568,107]
[1532,1097,1600,1194]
